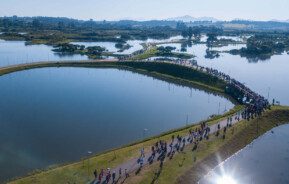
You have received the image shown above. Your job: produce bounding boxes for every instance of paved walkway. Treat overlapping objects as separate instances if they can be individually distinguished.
[90,112,242,184]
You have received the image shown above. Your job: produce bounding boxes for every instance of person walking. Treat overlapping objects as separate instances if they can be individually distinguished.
[98,170,103,183]
[106,169,111,184]
[112,171,116,183]
[140,147,145,158]
[93,169,97,180]
[118,168,122,178]
[125,169,129,178]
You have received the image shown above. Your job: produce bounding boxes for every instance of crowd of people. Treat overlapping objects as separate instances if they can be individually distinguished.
[90,115,241,184]
[203,67,269,120]
[92,167,129,184]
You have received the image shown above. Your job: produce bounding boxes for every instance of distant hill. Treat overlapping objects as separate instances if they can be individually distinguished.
[167,15,219,22]
[270,19,289,23]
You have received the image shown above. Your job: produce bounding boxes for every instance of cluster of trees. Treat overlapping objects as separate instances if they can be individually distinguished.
[86,46,106,55]
[155,46,192,59]
[53,43,105,57]
[53,43,85,53]
[115,42,132,52]
[157,46,176,54]
[205,49,220,59]
[229,33,289,60]
[246,34,289,54]
[181,27,201,40]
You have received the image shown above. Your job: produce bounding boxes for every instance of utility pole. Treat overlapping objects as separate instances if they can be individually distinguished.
[87,151,92,179]
[143,128,148,139]
[267,87,271,102]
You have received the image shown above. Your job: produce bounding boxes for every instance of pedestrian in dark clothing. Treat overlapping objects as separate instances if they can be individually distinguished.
[118,168,122,178]
[112,171,116,183]
[93,169,97,180]
[125,169,129,178]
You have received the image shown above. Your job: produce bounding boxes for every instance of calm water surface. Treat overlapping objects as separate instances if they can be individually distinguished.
[0,67,233,182]
[199,124,289,184]
[0,40,88,67]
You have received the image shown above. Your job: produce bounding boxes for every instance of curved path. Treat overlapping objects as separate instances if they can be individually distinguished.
[0,60,119,76]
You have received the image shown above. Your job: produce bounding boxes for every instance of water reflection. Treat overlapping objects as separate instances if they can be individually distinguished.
[199,124,289,184]
[216,175,238,184]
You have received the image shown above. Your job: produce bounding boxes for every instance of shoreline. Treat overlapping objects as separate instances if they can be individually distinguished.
[2,61,286,184]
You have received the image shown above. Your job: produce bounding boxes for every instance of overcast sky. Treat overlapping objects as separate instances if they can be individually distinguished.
[1,0,289,21]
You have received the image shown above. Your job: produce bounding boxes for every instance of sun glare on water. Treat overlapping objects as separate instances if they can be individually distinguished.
[216,175,237,184]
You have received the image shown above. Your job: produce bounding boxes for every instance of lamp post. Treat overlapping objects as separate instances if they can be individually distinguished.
[87,151,92,179]
[143,128,148,139]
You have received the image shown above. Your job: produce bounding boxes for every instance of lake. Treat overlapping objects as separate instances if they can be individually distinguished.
[0,67,233,182]
[0,40,88,67]
[199,124,289,184]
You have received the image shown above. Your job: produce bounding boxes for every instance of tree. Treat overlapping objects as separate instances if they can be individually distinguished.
[188,27,193,39]
[207,33,217,42]
[192,27,201,38]
[32,19,42,28]
[87,46,105,55]
[176,22,187,30]
[58,21,65,30]
[157,46,176,55]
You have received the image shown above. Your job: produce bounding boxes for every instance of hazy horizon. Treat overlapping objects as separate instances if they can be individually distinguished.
[1,0,289,21]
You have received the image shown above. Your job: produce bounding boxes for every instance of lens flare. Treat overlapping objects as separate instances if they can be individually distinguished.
[216,175,237,184]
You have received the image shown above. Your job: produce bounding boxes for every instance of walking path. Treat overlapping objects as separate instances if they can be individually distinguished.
[91,113,242,184]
